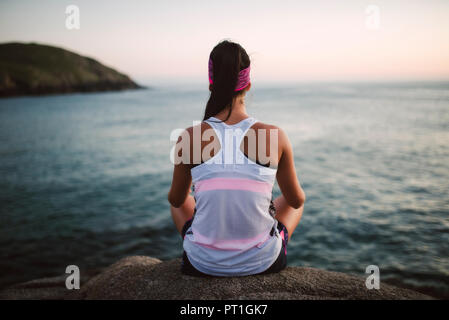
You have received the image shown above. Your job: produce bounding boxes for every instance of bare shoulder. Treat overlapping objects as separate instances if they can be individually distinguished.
[251,121,279,130]
[250,121,289,144]
[178,122,213,142]
[242,121,289,165]
[175,122,218,165]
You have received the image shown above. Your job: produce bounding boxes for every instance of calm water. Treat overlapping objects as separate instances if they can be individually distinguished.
[0,82,448,297]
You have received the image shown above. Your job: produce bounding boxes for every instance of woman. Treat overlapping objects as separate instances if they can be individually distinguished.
[168,40,305,277]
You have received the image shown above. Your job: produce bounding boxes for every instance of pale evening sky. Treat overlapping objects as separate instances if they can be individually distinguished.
[1,0,449,85]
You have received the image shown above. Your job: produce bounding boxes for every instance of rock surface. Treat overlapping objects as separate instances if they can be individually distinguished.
[0,274,83,300]
[79,256,431,300]
[0,256,432,300]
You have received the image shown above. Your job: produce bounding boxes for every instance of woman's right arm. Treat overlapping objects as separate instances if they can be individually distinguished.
[276,128,306,209]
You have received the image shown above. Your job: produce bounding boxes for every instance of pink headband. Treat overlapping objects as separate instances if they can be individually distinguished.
[208,58,251,91]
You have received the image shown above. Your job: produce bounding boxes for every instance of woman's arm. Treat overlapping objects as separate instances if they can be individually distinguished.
[276,128,306,209]
[168,128,193,208]
[168,162,191,208]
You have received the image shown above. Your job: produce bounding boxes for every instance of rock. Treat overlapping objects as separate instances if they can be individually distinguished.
[0,267,100,300]
[0,256,432,300]
[0,274,82,300]
[77,256,431,300]
[79,256,162,300]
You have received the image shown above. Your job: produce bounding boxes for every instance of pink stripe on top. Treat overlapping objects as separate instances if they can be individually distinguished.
[194,177,272,194]
[191,228,271,251]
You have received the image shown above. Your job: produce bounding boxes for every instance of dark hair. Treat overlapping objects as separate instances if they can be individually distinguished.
[203,40,250,121]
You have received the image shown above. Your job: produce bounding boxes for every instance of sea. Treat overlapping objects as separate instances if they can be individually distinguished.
[0,81,448,297]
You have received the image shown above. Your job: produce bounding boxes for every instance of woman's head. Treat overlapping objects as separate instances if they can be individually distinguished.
[203,40,251,121]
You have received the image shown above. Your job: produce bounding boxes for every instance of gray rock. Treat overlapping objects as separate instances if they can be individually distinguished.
[0,256,433,300]
[0,274,83,300]
[78,256,432,300]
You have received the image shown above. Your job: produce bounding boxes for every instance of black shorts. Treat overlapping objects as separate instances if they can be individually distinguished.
[180,218,289,277]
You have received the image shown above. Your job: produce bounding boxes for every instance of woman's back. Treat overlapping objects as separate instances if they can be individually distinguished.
[182,116,283,276]
[168,40,305,277]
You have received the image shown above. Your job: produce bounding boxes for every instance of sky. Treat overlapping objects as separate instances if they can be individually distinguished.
[1,0,449,85]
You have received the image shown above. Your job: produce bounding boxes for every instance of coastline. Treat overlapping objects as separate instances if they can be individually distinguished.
[0,42,143,98]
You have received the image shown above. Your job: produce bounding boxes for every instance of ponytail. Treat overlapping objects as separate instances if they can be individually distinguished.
[203,41,250,121]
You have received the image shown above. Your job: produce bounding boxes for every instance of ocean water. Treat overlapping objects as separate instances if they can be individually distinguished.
[0,82,448,297]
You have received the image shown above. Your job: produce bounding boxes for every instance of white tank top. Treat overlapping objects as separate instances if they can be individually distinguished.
[183,116,282,276]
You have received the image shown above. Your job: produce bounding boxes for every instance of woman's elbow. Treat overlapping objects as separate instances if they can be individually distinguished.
[168,192,182,208]
[291,190,306,209]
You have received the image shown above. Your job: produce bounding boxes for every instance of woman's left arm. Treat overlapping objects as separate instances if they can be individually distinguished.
[168,128,193,208]
[168,162,192,208]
